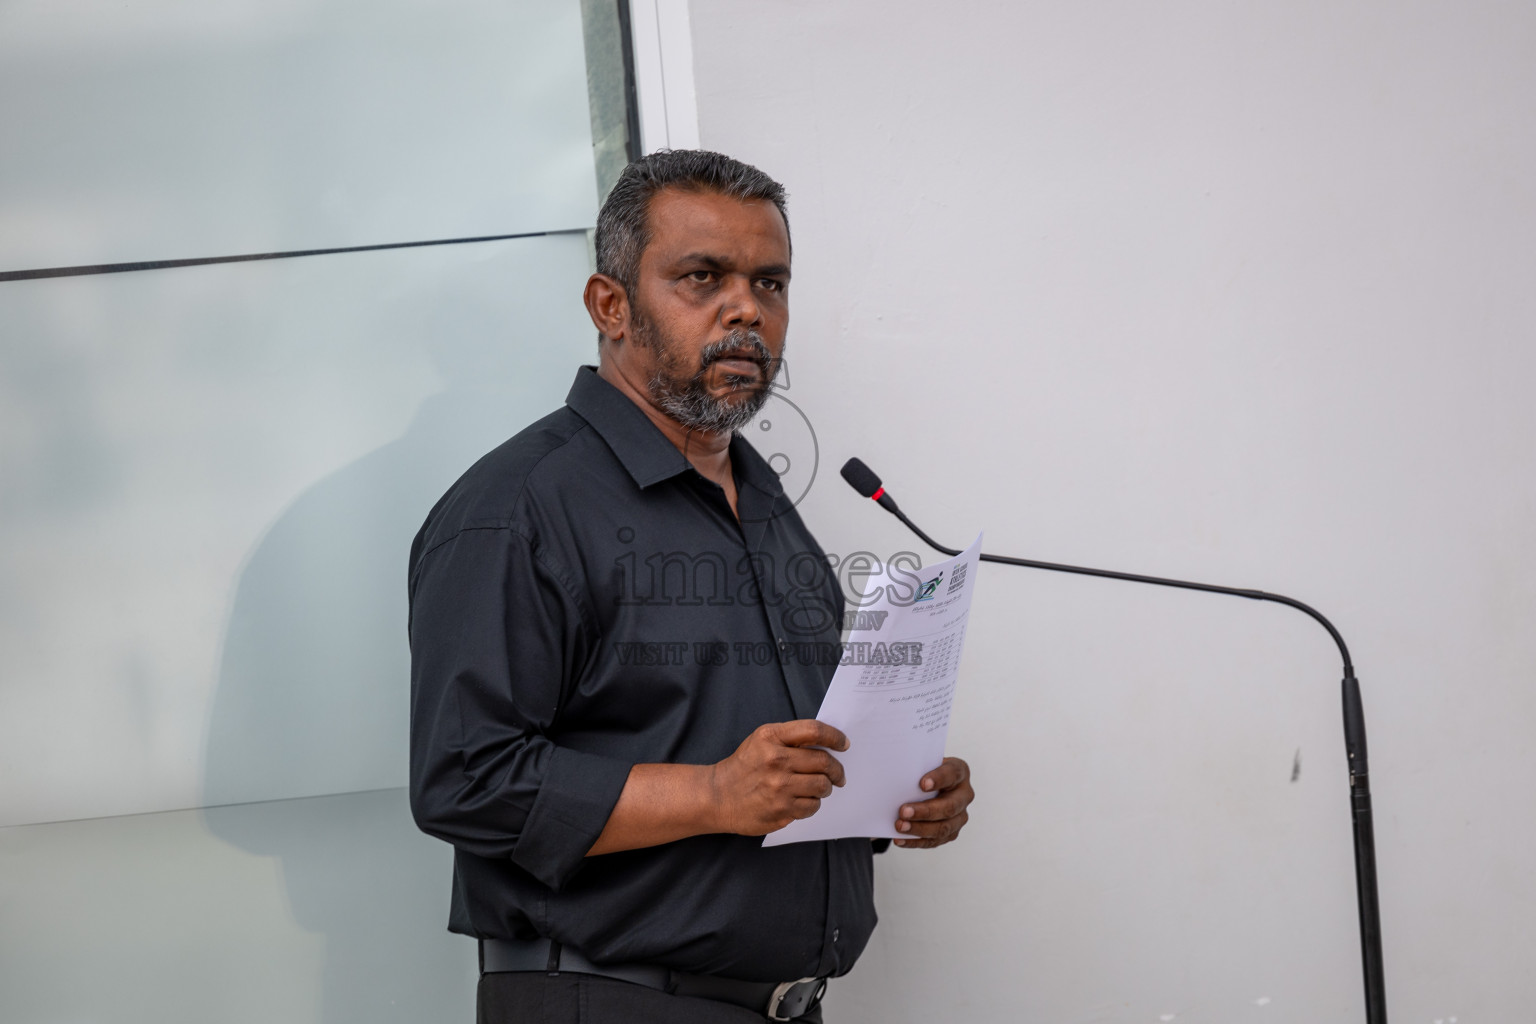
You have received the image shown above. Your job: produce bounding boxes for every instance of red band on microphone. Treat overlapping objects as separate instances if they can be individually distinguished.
[871,487,885,502]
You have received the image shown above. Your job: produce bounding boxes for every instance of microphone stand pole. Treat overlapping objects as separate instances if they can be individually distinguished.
[878,499,1386,1023]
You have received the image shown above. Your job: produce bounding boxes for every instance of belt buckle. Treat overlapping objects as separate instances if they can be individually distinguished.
[766,976,826,1021]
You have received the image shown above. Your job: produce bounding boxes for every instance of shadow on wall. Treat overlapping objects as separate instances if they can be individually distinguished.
[202,248,593,1022]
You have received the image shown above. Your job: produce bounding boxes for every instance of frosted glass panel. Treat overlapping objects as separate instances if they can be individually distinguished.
[0,0,598,270]
[0,232,597,826]
[0,788,475,1024]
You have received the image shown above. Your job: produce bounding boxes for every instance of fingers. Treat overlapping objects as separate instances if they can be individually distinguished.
[718,722,854,835]
[898,787,970,823]
[899,757,972,821]
[761,722,847,786]
[894,756,974,848]
[772,719,849,752]
[789,796,826,820]
[918,756,969,794]
[786,773,837,799]
[766,763,841,828]
[894,809,969,847]
[783,746,845,788]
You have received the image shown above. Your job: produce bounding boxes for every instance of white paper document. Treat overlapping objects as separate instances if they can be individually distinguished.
[763,534,982,846]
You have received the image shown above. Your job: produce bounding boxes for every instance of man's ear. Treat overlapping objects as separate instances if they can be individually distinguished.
[584,273,630,344]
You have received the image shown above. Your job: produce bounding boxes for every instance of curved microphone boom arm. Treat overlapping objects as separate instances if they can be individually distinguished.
[839,457,1386,1024]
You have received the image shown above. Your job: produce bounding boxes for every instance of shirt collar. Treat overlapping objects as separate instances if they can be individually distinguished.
[729,433,787,504]
[565,366,787,502]
[565,366,692,489]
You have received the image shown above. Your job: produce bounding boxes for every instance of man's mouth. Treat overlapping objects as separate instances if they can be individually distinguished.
[711,356,764,378]
[696,331,777,390]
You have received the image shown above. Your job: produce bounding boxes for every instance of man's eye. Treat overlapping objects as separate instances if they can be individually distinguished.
[688,271,714,283]
[757,279,784,292]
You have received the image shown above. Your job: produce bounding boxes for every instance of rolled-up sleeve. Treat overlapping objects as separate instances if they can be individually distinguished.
[408,525,632,890]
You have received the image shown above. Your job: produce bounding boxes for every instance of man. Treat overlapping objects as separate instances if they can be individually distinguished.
[408,150,975,1023]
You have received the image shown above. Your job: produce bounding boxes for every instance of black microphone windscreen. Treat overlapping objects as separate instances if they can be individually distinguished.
[840,457,884,498]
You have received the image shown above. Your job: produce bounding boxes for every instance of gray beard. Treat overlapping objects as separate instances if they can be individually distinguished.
[635,321,782,435]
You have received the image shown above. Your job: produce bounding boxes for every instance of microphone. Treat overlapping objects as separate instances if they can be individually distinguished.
[840,456,1387,1024]
[839,456,901,515]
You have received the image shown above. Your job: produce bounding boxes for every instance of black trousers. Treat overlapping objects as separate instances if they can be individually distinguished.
[477,972,826,1024]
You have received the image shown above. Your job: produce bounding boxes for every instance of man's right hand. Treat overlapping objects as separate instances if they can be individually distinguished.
[709,720,848,835]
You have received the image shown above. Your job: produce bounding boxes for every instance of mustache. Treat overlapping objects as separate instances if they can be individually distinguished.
[698,332,780,377]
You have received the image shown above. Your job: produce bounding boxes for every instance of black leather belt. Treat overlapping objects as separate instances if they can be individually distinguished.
[480,936,827,1022]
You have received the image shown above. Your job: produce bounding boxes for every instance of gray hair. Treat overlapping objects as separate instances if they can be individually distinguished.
[594,149,790,300]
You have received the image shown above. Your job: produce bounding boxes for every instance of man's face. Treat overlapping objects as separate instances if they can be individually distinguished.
[626,188,791,434]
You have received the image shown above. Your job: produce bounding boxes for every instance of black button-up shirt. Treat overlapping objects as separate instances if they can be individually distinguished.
[407,366,876,982]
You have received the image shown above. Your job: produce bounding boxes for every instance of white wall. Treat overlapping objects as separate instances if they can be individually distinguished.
[690,1,1536,1020]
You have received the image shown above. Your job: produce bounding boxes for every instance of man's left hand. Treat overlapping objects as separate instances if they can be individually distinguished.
[894,756,973,849]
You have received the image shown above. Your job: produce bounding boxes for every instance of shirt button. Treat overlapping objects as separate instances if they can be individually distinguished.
[833,928,841,942]
[776,637,787,651]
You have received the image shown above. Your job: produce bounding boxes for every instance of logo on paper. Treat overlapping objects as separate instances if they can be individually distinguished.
[913,571,944,603]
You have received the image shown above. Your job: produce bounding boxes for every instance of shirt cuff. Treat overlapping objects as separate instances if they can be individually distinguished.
[510,745,634,889]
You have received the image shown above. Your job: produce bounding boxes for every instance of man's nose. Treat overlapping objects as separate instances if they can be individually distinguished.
[720,275,762,329]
